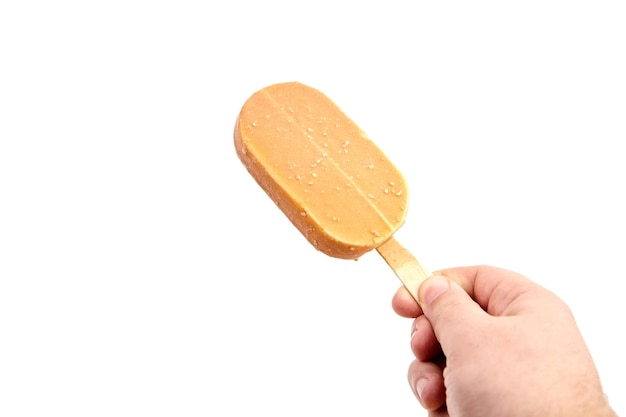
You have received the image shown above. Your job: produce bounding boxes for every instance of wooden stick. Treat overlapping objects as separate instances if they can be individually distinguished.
[376,237,431,304]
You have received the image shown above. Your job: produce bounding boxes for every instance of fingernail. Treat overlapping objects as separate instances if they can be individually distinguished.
[421,276,449,304]
[415,378,428,401]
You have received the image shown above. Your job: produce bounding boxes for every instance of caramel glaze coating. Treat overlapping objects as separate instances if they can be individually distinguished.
[234,82,408,259]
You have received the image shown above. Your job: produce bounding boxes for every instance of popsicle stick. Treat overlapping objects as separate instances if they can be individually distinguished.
[376,237,431,304]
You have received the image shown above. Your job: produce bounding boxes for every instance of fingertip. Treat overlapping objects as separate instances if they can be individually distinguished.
[414,379,428,404]
[418,275,450,306]
[392,286,422,318]
[409,365,446,410]
[410,315,442,361]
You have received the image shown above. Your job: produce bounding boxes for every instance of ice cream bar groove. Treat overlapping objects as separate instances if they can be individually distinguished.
[261,89,397,231]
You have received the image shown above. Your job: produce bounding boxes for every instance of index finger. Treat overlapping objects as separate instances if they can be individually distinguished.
[392,285,424,318]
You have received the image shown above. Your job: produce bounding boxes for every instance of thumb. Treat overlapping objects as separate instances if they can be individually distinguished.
[418,275,485,350]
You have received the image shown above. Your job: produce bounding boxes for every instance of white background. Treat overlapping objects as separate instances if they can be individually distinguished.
[1,1,624,416]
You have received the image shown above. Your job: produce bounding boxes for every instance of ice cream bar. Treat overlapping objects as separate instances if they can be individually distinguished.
[234,82,430,302]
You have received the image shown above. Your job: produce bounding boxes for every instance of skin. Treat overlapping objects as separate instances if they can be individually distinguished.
[392,265,617,417]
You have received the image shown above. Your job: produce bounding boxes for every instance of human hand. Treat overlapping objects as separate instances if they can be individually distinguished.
[392,265,616,417]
